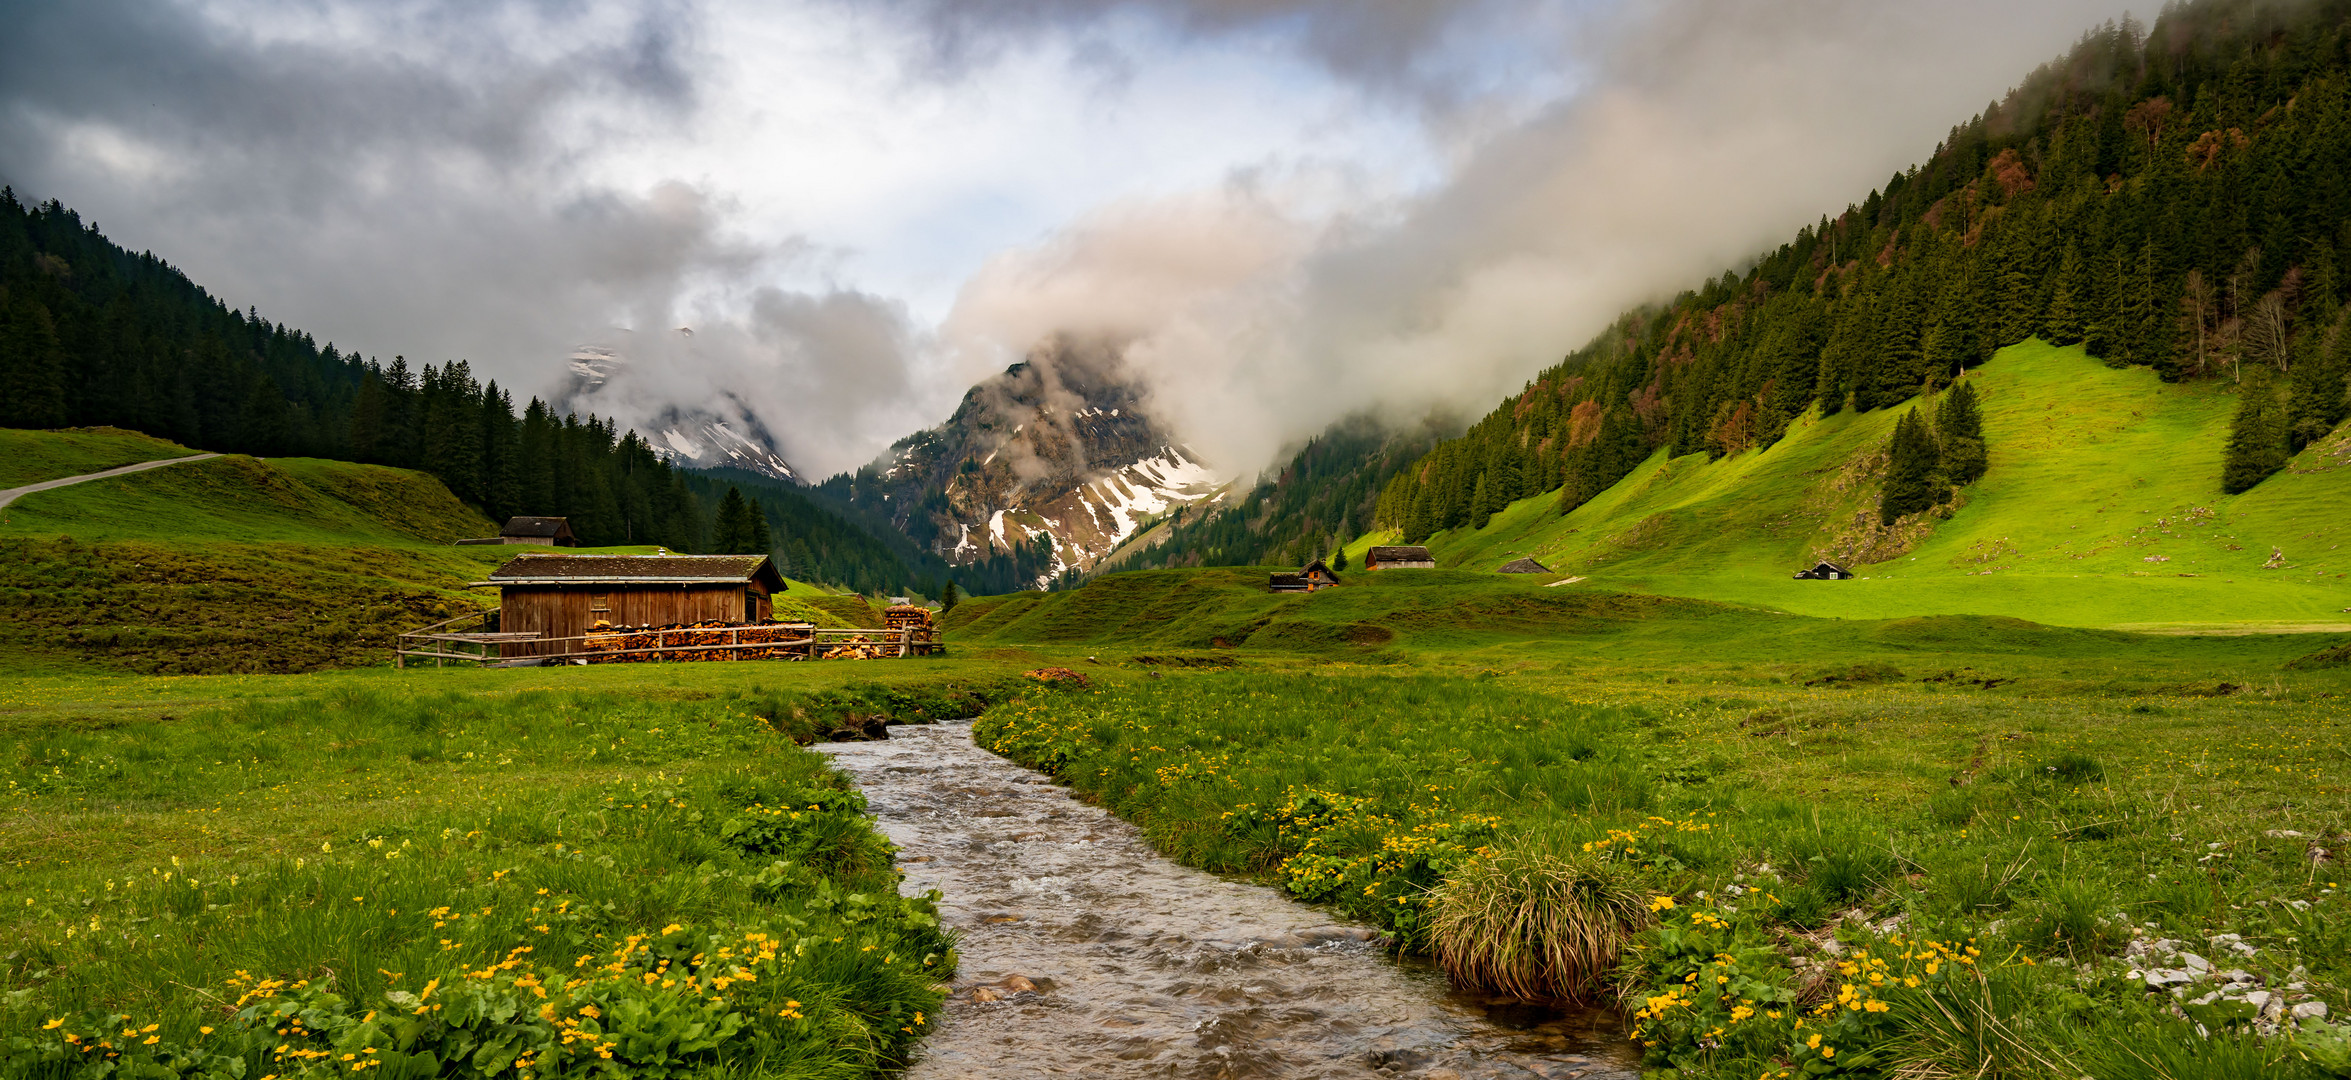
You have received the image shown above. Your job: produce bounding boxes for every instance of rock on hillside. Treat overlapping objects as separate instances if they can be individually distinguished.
[842,338,1227,582]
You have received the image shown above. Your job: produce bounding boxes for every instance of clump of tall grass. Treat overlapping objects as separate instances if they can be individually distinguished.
[1428,830,1651,1002]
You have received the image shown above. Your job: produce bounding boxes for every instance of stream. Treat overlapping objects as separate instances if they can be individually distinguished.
[815,722,1644,1079]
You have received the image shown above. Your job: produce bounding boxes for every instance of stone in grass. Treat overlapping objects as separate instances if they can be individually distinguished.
[2295,1001,2331,1021]
[2146,969,2198,989]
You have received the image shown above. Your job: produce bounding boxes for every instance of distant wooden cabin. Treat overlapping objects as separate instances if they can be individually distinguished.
[1793,560,1853,580]
[1269,559,1341,593]
[456,516,578,547]
[1365,545,1436,570]
[1498,557,1550,574]
[479,553,785,657]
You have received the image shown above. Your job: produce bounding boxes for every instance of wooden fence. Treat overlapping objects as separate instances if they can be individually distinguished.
[395,610,940,668]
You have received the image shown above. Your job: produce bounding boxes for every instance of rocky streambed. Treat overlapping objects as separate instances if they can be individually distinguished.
[816,722,1643,1079]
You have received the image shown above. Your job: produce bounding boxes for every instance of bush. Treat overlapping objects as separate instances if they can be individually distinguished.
[1428,832,1651,1002]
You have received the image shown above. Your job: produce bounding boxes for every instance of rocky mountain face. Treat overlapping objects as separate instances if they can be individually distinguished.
[559,345,804,485]
[827,339,1227,582]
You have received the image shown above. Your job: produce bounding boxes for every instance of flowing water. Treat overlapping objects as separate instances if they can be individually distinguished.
[816,722,1644,1080]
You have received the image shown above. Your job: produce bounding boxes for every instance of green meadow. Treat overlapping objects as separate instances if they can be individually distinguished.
[4,417,2351,1078]
[1352,341,2351,632]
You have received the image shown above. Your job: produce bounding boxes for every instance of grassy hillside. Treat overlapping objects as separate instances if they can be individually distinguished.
[1,453,495,544]
[946,563,2335,683]
[0,435,516,673]
[0,426,199,488]
[1364,341,2351,631]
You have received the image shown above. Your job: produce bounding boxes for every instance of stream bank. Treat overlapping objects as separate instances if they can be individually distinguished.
[817,722,1643,1079]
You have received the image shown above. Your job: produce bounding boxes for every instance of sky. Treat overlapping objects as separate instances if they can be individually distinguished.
[0,0,2134,478]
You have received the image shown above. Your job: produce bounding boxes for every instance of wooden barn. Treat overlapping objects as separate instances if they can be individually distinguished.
[1269,559,1341,593]
[480,553,785,657]
[1364,545,1436,570]
[456,516,579,546]
[1793,560,1853,580]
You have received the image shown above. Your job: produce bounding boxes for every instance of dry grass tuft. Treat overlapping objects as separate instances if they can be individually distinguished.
[1428,834,1650,1002]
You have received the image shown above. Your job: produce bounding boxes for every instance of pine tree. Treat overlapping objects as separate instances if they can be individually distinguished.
[1469,471,1494,530]
[941,581,962,613]
[712,486,756,554]
[0,295,71,428]
[2222,370,2292,493]
[2045,243,2088,345]
[1331,546,1348,572]
[749,497,774,553]
[1880,409,1942,525]
[1935,381,1989,486]
[2287,308,2350,450]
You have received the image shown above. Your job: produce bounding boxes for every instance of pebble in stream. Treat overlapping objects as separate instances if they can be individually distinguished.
[817,722,1645,1080]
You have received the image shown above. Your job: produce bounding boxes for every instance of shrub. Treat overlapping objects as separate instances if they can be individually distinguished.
[1428,832,1650,1002]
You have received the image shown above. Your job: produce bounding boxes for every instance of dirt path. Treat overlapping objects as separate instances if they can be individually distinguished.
[0,453,220,510]
[817,722,1642,1080]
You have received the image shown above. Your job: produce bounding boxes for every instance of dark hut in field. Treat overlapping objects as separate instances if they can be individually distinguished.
[1498,557,1550,574]
[1269,559,1342,593]
[457,516,578,546]
[1793,560,1853,580]
[1365,545,1436,570]
[479,553,785,657]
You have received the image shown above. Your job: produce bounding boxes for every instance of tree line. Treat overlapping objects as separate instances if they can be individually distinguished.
[1374,0,2351,544]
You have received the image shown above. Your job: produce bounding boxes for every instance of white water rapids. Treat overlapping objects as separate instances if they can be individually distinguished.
[817,722,1644,1079]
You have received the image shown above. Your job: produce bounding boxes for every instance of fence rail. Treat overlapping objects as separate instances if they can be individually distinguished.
[394,616,941,668]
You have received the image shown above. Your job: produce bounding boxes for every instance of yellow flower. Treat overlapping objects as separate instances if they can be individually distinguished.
[1649,895,1677,913]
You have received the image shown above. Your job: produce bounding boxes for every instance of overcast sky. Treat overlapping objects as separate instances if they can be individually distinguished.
[0,0,2132,476]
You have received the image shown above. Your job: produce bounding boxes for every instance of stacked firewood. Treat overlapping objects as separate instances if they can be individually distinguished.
[581,621,816,663]
[820,634,888,660]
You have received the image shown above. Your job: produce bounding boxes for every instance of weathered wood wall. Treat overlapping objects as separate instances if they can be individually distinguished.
[500,584,772,656]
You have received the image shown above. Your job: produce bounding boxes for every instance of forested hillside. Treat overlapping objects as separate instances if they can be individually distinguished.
[1375,0,2351,547]
[1109,415,1451,571]
[0,189,947,590]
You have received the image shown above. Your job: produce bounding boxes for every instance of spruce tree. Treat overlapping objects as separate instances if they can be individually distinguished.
[2287,310,2350,450]
[1879,409,1942,525]
[2222,370,2292,493]
[941,581,961,613]
[749,497,774,553]
[712,486,755,554]
[1470,471,1494,530]
[1935,381,1989,486]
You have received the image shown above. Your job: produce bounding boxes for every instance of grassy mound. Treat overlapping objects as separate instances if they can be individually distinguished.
[0,426,197,488]
[1,453,494,544]
[800,594,884,628]
[1370,341,2351,630]
[0,536,506,674]
[948,567,1737,656]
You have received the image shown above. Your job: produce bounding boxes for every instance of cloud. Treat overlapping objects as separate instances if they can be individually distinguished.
[932,0,2133,473]
[2,0,2138,485]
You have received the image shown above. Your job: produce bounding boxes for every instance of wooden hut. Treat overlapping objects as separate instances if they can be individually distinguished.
[456,516,578,546]
[1793,560,1853,580]
[479,553,785,657]
[1364,545,1436,570]
[1498,556,1550,574]
[1269,559,1341,593]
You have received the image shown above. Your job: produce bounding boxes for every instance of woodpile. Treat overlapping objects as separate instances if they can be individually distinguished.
[821,635,889,660]
[581,620,817,663]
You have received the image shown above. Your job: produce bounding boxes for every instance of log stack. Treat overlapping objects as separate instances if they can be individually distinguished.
[580,620,818,663]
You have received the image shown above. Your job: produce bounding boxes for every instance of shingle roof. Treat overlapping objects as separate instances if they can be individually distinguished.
[1268,573,1308,588]
[500,516,573,538]
[1367,545,1434,563]
[482,553,784,591]
[1498,557,1550,574]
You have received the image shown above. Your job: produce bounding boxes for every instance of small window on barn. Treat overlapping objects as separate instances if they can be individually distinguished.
[590,592,610,614]
[744,590,757,623]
